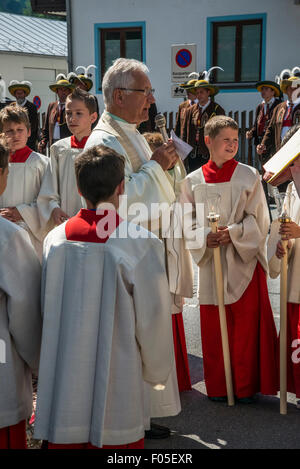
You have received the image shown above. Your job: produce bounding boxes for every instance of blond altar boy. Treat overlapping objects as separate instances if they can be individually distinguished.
[180,115,278,402]
[37,88,98,234]
[0,104,48,258]
[34,145,174,449]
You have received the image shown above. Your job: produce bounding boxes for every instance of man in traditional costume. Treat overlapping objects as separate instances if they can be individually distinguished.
[34,145,174,449]
[38,75,75,153]
[0,136,42,449]
[258,68,300,166]
[181,74,225,173]
[174,79,198,141]
[181,115,278,402]
[247,80,282,147]
[0,104,48,259]
[85,58,194,438]
[8,80,39,151]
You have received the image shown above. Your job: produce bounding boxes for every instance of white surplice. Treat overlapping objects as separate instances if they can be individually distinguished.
[180,163,270,305]
[37,137,85,234]
[34,220,174,446]
[0,217,42,429]
[0,151,48,258]
[268,182,300,303]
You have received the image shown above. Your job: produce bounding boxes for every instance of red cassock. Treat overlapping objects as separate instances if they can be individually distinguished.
[285,303,300,398]
[0,421,27,450]
[46,209,144,450]
[199,159,278,398]
[172,314,192,392]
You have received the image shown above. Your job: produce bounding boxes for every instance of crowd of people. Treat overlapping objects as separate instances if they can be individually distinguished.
[0,58,299,450]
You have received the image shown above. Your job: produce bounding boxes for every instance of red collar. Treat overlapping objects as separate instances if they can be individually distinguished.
[9,146,32,163]
[65,208,122,243]
[202,158,238,183]
[70,135,89,149]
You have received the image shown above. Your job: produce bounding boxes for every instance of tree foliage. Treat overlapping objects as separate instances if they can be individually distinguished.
[0,0,65,19]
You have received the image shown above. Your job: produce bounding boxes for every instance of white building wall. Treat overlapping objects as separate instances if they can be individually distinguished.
[70,0,300,120]
[0,53,67,116]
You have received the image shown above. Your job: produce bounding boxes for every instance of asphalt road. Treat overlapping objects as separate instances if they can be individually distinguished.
[146,257,300,450]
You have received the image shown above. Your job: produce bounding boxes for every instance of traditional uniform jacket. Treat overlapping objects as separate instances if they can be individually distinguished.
[247,98,281,146]
[0,217,42,430]
[40,101,72,149]
[23,99,39,150]
[261,101,300,159]
[34,215,174,446]
[174,100,194,140]
[85,111,194,419]
[37,136,86,235]
[181,162,270,305]
[268,182,300,303]
[0,148,48,258]
[181,101,225,171]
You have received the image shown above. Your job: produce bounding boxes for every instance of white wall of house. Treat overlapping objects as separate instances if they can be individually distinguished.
[70,0,300,121]
[0,53,67,117]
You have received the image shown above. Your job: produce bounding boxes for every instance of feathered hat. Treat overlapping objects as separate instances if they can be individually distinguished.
[275,67,300,94]
[193,66,224,97]
[8,80,32,97]
[49,74,75,93]
[68,65,96,91]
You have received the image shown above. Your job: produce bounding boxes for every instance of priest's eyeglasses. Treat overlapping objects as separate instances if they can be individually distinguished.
[119,88,155,97]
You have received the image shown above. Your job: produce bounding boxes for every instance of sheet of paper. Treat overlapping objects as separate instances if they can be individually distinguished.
[291,165,300,198]
[170,129,193,161]
[263,128,300,182]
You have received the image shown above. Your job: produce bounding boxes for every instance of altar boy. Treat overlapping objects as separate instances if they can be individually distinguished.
[37,87,98,235]
[34,145,174,449]
[181,115,278,402]
[0,135,41,449]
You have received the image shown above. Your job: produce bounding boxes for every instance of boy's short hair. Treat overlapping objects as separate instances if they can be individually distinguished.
[66,87,97,114]
[204,115,239,139]
[0,134,9,169]
[143,132,164,152]
[75,145,125,206]
[0,103,30,132]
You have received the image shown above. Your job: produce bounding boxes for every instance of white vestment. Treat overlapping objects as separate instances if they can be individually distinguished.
[85,112,191,419]
[0,151,48,258]
[34,220,174,446]
[180,163,270,305]
[37,137,85,235]
[268,182,300,303]
[0,217,42,429]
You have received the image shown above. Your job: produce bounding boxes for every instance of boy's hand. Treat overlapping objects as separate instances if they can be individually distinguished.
[207,232,221,248]
[276,240,292,258]
[0,207,23,222]
[51,207,69,225]
[279,221,300,240]
[217,226,232,245]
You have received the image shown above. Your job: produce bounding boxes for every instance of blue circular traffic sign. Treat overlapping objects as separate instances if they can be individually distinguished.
[33,95,41,110]
[175,49,192,68]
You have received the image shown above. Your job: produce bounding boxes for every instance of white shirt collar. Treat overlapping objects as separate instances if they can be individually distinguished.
[199,98,211,112]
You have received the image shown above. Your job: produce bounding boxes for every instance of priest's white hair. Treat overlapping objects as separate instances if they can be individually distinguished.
[102,58,149,108]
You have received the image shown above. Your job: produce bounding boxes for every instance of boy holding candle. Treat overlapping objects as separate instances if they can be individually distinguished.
[181,115,278,402]
[267,125,300,408]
